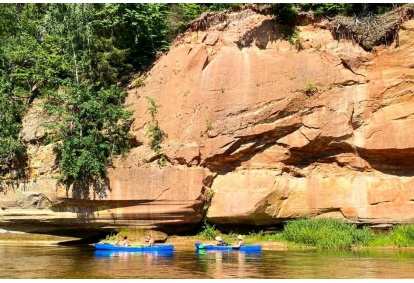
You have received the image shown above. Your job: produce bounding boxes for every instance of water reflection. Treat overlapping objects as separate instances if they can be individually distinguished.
[94,250,174,258]
[1,245,414,278]
[195,250,262,278]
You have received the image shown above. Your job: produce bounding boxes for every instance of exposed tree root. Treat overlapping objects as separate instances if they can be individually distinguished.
[329,4,414,51]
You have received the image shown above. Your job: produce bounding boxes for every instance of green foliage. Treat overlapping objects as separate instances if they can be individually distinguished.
[158,155,167,167]
[44,81,132,185]
[304,79,316,94]
[299,3,401,17]
[197,221,217,240]
[298,3,355,17]
[241,231,284,244]
[0,79,26,177]
[282,219,373,249]
[194,221,414,249]
[388,225,414,247]
[207,3,242,12]
[367,234,394,247]
[145,96,164,154]
[269,4,298,26]
[165,3,242,42]
[285,29,303,51]
[95,3,170,70]
[366,225,414,247]
[0,4,44,177]
[148,125,163,153]
[0,3,181,184]
[206,120,213,132]
[165,4,206,42]
[270,4,402,30]
[298,79,318,96]
[104,232,117,242]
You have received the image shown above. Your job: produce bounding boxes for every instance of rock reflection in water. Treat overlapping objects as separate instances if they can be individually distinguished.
[1,245,414,278]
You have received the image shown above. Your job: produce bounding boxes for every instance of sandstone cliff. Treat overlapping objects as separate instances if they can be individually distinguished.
[2,7,414,233]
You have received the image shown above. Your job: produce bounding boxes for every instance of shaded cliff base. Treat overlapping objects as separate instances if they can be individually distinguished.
[0,225,115,246]
[1,231,413,252]
[2,220,414,252]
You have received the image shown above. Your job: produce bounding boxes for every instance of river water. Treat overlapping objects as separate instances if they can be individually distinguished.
[1,244,414,279]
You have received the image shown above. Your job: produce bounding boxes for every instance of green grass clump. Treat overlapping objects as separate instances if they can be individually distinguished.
[242,230,284,244]
[388,224,414,247]
[282,218,373,249]
[367,234,394,247]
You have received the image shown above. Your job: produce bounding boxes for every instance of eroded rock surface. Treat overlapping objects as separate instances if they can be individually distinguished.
[2,8,414,232]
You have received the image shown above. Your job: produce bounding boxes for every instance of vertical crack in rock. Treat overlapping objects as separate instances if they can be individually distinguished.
[201,56,210,71]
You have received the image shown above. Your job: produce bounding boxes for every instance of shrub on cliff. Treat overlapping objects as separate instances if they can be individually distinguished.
[44,82,132,188]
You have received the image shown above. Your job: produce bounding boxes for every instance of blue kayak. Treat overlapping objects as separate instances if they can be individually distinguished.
[195,242,262,252]
[94,243,174,252]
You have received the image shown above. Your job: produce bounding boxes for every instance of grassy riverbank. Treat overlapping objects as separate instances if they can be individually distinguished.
[192,219,414,250]
[1,219,414,250]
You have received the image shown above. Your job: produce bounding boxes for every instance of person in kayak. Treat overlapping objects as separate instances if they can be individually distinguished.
[215,236,228,246]
[115,236,130,246]
[146,235,155,246]
[234,235,245,247]
[122,236,130,246]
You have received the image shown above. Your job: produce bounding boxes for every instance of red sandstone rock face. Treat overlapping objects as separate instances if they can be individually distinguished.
[2,9,414,230]
[125,10,414,226]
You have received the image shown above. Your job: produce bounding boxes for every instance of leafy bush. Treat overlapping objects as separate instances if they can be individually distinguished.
[197,221,217,240]
[269,4,298,26]
[145,96,164,154]
[207,3,242,12]
[0,3,174,184]
[0,79,26,178]
[45,82,132,185]
[298,3,355,17]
